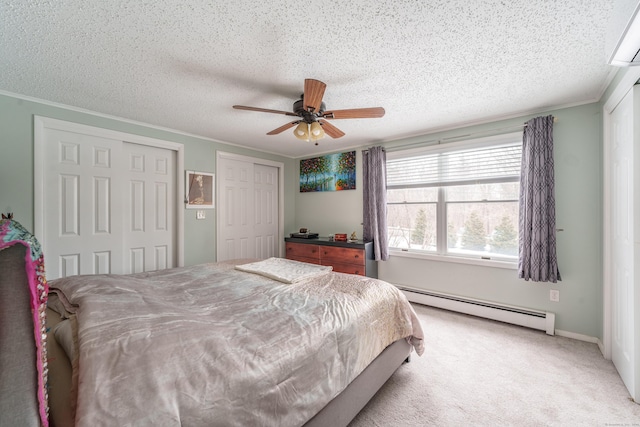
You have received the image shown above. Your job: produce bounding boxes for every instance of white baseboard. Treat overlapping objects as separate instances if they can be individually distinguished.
[554,329,599,344]
[556,330,606,357]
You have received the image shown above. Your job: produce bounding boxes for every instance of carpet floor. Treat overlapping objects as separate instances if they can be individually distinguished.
[349,303,640,426]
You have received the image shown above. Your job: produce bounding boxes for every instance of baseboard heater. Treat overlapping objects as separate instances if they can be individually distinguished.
[398,286,555,335]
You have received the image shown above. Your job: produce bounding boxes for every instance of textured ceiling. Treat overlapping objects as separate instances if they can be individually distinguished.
[0,0,618,158]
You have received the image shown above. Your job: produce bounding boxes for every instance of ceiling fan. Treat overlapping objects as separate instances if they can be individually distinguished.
[233,79,385,144]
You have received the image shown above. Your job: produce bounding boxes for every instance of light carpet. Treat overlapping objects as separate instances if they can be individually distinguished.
[349,303,640,426]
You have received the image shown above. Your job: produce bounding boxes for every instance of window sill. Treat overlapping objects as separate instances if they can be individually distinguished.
[389,249,518,270]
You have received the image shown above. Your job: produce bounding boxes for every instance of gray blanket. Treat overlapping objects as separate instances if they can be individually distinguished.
[50,260,424,426]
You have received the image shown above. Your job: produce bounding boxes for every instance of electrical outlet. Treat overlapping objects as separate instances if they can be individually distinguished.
[196,210,205,220]
[550,289,560,302]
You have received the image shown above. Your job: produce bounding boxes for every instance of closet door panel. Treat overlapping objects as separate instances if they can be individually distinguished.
[122,143,176,273]
[42,128,124,278]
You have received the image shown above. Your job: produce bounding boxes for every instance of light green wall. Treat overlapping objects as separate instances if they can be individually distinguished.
[0,93,297,266]
[294,150,364,238]
[294,103,603,338]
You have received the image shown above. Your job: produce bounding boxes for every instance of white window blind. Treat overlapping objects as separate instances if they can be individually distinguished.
[387,142,522,188]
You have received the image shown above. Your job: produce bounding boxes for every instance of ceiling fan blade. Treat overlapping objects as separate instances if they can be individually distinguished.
[266,121,300,135]
[233,105,298,117]
[318,119,345,139]
[321,107,385,119]
[303,79,326,113]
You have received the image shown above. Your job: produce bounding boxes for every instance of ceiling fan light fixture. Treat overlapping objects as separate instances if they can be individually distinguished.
[233,78,385,141]
[310,121,325,140]
[294,122,309,140]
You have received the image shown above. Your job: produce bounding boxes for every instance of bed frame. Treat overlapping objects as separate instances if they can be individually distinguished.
[2,245,411,427]
[304,339,410,426]
[0,244,41,427]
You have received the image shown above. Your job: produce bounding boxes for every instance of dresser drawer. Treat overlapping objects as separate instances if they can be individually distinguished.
[288,256,321,265]
[286,242,320,262]
[320,246,365,266]
[326,261,366,276]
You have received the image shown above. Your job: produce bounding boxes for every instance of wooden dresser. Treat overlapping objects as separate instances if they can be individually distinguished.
[284,237,378,278]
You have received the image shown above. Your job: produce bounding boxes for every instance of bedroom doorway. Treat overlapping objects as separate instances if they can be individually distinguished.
[216,151,282,261]
[34,117,184,279]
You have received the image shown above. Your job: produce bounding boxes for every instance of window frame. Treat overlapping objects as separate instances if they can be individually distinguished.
[386,132,521,269]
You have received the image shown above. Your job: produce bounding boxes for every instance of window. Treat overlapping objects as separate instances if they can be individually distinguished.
[386,133,522,262]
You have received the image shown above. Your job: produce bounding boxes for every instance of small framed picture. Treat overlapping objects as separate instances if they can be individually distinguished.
[185,171,214,209]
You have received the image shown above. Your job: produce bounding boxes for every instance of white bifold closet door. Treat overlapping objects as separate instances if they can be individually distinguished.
[253,163,279,259]
[216,152,279,261]
[609,86,639,402]
[39,125,177,279]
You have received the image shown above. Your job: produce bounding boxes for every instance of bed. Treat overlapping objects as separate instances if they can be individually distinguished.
[1,219,424,427]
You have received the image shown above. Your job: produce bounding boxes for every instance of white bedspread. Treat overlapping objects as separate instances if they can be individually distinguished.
[235,257,332,283]
[49,261,424,427]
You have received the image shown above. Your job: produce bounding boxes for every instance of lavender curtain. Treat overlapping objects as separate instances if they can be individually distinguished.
[518,115,561,282]
[362,146,389,261]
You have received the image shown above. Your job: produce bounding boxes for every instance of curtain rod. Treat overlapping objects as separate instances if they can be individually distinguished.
[382,116,558,153]
[523,116,558,127]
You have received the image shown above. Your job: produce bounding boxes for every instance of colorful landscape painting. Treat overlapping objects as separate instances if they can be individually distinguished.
[300,151,356,192]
